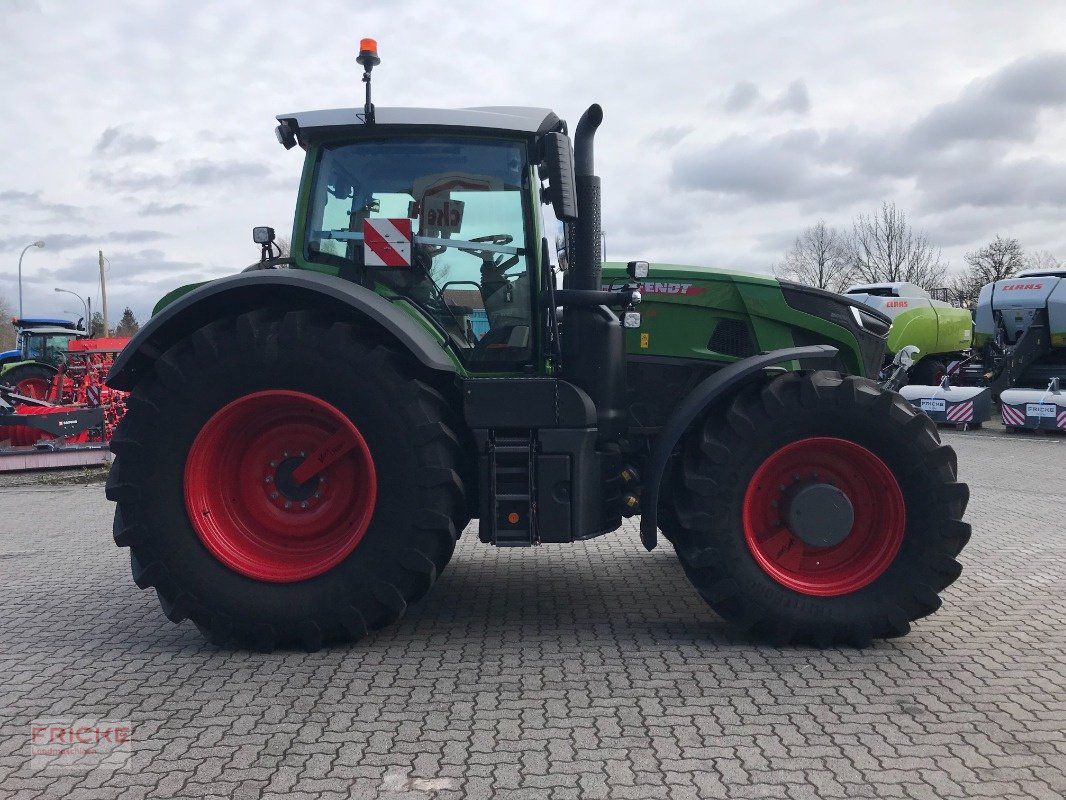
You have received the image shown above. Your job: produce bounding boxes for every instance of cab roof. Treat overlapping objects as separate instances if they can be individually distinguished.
[13,317,82,330]
[276,106,563,146]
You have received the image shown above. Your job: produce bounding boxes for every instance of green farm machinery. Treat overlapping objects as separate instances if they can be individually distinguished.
[843,283,974,386]
[106,42,969,649]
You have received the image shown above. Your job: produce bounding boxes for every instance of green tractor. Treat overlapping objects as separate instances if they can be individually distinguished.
[106,43,969,650]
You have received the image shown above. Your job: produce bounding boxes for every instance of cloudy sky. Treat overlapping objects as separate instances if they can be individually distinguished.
[2,0,1065,325]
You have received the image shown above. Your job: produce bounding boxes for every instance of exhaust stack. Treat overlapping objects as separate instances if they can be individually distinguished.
[570,104,603,290]
[561,104,625,442]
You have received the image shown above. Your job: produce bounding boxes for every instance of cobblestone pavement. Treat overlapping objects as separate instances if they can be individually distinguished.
[1,433,1063,799]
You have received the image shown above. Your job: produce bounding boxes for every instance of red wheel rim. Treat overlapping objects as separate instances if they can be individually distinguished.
[184,390,377,583]
[743,437,905,596]
[16,378,51,399]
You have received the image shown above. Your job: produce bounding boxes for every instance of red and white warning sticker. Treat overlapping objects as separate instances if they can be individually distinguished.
[364,218,412,267]
[945,401,973,422]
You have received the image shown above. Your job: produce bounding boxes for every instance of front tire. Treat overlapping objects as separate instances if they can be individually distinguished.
[106,309,467,650]
[664,371,970,647]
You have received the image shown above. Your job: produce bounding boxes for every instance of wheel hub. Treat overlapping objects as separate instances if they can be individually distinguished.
[269,455,322,507]
[785,482,854,548]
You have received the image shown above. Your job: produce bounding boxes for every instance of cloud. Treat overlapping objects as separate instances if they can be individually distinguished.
[139,201,195,216]
[89,159,271,191]
[770,80,811,115]
[0,230,169,253]
[670,53,1066,218]
[109,230,172,244]
[907,52,1066,149]
[0,233,94,252]
[643,125,695,150]
[0,190,38,203]
[724,81,760,112]
[670,129,884,211]
[93,126,161,156]
[48,248,200,282]
[917,155,1066,212]
[178,159,270,186]
[0,190,85,221]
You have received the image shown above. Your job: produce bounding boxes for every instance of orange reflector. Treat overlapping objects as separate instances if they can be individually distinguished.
[359,38,377,54]
[507,512,519,525]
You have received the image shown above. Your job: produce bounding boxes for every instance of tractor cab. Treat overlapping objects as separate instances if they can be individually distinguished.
[280,109,560,368]
[2,318,85,368]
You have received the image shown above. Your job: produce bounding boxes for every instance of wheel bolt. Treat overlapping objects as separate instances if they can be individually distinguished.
[270,461,278,468]
[264,476,273,483]
[299,451,306,458]
[270,491,279,499]
[284,501,292,509]
[301,501,309,509]
[283,451,289,458]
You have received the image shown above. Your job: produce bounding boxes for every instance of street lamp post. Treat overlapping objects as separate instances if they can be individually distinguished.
[54,287,89,334]
[17,240,45,319]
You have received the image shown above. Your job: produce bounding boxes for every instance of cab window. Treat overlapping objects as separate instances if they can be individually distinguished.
[304,137,535,366]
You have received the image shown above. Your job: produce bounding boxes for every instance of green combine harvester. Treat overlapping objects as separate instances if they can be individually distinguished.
[843,283,974,385]
[105,41,969,650]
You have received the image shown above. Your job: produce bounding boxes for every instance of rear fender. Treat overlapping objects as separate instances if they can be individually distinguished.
[639,345,839,550]
[107,270,456,391]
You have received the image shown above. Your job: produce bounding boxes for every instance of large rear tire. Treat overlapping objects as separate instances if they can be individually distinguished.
[664,371,970,647]
[106,309,467,650]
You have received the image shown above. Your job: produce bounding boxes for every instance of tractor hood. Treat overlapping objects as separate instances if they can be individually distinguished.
[600,263,889,378]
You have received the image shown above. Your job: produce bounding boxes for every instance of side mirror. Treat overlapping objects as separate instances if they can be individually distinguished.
[253,226,275,245]
[542,132,578,222]
[275,121,298,150]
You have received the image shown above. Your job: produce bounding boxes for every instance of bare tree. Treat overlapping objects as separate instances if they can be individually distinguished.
[773,220,856,293]
[0,294,14,351]
[1024,249,1062,273]
[851,202,947,290]
[949,235,1025,309]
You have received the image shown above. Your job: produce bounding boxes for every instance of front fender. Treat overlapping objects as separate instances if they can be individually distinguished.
[638,345,839,549]
[107,270,456,391]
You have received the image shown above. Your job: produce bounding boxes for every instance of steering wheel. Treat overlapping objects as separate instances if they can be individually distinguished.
[459,233,513,262]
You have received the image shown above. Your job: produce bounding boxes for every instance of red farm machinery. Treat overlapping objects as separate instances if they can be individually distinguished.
[0,338,130,453]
